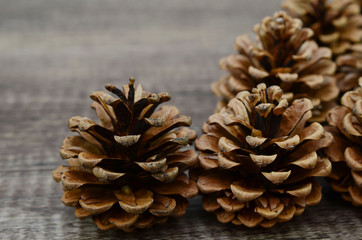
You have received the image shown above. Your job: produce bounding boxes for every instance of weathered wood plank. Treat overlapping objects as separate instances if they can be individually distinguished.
[0,0,361,239]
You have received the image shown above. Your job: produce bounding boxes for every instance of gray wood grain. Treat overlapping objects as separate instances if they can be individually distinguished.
[0,0,361,239]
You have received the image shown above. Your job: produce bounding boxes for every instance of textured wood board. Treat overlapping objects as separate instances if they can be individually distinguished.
[0,0,361,239]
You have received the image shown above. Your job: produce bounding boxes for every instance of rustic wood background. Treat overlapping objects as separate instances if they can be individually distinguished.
[0,0,361,239]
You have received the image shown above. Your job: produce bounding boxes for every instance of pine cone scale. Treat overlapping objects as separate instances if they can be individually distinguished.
[197,172,233,193]
[115,188,154,214]
[230,182,264,202]
[345,147,362,170]
[217,197,245,212]
[108,211,139,230]
[148,194,177,217]
[79,192,117,215]
[150,174,198,198]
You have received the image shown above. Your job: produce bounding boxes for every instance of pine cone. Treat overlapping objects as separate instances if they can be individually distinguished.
[323,78,362,206]
[52,78,198,231]
[211,11,338,122]
[196,84,333,228]
[282,0,362,56]
[336,44,362,92]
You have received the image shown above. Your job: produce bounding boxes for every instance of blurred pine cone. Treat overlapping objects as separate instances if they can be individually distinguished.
[196,84,333,228]
[323,78,362,206]
[53,78,198,231]
[282,0,362,56]
[212,11,338,122]
[336,44,362,92]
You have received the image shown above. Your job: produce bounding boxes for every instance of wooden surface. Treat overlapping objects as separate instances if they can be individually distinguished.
[0,0,361,239]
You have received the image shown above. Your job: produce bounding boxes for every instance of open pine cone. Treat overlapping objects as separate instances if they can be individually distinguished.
[53,78,199,231]
[196,84,333,228]
[282,0,362,56]
[336,44,362,92]
[323,78,362,206]
[212,11,338,122]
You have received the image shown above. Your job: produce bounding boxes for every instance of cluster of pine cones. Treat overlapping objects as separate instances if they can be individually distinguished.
[53,0,361,231]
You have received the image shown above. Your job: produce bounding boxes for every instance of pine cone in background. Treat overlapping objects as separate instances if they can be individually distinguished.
[53,78,198,231]
[212,11,338,122]
[197,84,333,228]
[323,78,362,206]
[282,0,362,56]
[336,44,362,92]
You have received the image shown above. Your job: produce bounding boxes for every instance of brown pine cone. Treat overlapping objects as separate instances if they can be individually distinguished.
[196,84,333,228]
[323,78,362,206]
[212,11,338,122]
[282,0,362,56]
[52,78,199,231]
[336,44,362,92]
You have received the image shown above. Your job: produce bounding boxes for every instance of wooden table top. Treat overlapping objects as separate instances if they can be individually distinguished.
[0,0,361,239]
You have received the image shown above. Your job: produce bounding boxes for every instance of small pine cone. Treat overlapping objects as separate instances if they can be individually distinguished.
[53,78,199,231]
[211,11,338,122]
[282,0,362,56]
[323,78,362,206]
[336,44,362,92]
[196,84,333,228]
